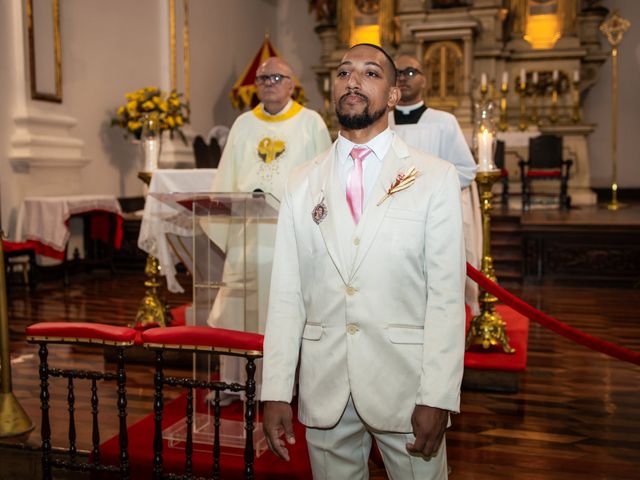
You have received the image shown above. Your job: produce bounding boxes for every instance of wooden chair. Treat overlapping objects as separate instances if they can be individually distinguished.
[3,240,38,289]
[193,135,222,169]
[518,134,573,210]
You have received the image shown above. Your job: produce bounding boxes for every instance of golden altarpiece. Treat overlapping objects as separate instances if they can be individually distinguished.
[310,0,612,206]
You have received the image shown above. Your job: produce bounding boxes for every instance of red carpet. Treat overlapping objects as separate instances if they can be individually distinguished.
[99,395,312,479]
[464,304,529,372]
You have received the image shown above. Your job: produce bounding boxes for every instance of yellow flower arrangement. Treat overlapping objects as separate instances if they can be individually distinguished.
[111,87,189,144]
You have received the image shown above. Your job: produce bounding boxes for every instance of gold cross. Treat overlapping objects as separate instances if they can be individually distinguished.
[257,137,285,164]
[600,9,631,47]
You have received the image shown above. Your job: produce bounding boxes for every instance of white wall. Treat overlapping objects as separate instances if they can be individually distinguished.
[0,0,322,235]
[583,1,640,188]
[275,0,324,111]
[0,0,18,232]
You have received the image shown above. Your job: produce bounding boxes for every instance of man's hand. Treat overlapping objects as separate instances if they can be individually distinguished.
[263,401,296,461]
[405,405,448,458]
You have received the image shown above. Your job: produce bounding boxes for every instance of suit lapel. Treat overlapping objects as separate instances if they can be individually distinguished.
[308,144,351,285]
[348,136,411,280]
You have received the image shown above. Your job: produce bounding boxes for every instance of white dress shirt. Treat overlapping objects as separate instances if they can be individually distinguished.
[336,128,394,205]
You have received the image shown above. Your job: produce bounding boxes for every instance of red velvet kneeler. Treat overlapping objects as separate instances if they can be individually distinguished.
[99,395,312,479]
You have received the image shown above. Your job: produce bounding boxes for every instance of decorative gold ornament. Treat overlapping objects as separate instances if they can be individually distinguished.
[377,166,420,206]
[134,255,171,328]
[0,233,34,437]
[600,10,631,211]
[465,171,515,354]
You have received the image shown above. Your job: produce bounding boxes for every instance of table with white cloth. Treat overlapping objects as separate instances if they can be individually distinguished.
[138,169,217,294]
[15,194,123,261]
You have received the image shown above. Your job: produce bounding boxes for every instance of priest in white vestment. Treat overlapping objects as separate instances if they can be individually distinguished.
[205,57,331,393]
[389,54,482,314]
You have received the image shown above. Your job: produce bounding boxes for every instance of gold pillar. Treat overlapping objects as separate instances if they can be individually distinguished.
[134,173,171,328]
[465,172,515,354]
[0,234,35,437]
[600,10,631,211]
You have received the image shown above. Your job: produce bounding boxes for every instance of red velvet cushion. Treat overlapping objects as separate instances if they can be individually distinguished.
[142,326,264,353]
[526,170,562,177]
[464,305,529,372]
[2,240,39,253]
[26,322,137,344]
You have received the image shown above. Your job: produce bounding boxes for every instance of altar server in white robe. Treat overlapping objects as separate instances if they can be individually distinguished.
[205,57,331,392]
[389,54,482,314]
[262,43,465,480]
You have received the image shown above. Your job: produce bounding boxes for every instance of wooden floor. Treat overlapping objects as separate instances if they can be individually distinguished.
[1,270,639,479]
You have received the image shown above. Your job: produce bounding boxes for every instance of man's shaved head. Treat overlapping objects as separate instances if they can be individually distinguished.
[348,43,397,85]
[257,57,293,78]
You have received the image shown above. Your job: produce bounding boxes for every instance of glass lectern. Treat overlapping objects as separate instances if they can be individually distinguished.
[150,191,280,457]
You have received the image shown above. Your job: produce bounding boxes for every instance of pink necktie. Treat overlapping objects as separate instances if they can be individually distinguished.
[346,147,372,224]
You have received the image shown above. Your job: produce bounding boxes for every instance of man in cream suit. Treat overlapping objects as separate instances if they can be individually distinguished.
[262,44,465,479]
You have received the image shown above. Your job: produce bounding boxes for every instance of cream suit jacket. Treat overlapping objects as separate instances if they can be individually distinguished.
[261,134,466,433]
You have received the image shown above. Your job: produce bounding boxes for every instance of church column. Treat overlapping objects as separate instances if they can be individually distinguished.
[4,0,89,238]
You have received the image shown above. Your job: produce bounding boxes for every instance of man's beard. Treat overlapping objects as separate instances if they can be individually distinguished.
[336,92,387,130]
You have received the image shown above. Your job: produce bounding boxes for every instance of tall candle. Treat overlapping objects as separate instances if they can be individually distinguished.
[553,69,559,83]
[476,129,493,172]
[519,68,526,89]
[481,73,487,89]
[323,76,330,93]
[573,70,580,83]
[502,71,508,87]
[532,71,539,84]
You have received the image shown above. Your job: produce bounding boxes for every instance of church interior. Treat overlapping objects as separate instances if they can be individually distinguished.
[0,0,639,479]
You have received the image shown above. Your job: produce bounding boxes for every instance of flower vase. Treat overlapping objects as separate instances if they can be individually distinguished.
[140,112,162,172]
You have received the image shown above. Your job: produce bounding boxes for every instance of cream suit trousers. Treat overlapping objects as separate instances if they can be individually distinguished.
[305,397,447,480]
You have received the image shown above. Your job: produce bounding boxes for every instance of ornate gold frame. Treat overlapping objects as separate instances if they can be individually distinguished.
[26,0,62,103]
[169,0,190,104]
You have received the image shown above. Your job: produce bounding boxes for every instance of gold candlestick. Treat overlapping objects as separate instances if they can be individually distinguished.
[516,81,528,131]
[549,86,559,124]
[134,172,171,327]
[600,10,630,211]
[498,83,508,132]
[570,79,581,124]
[466,171,515,354]
[0,232,35,437]
[530,85,539,126]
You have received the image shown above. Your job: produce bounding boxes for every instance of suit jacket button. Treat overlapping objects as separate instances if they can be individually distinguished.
[353,237,360,246]
[347,324,359,335]
[346,285,356,296]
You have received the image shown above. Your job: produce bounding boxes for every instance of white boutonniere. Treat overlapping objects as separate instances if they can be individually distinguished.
[377,166,420,206]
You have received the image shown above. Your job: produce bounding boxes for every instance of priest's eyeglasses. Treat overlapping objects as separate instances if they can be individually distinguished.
[396,67,423,79]
[256,73,291,85]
